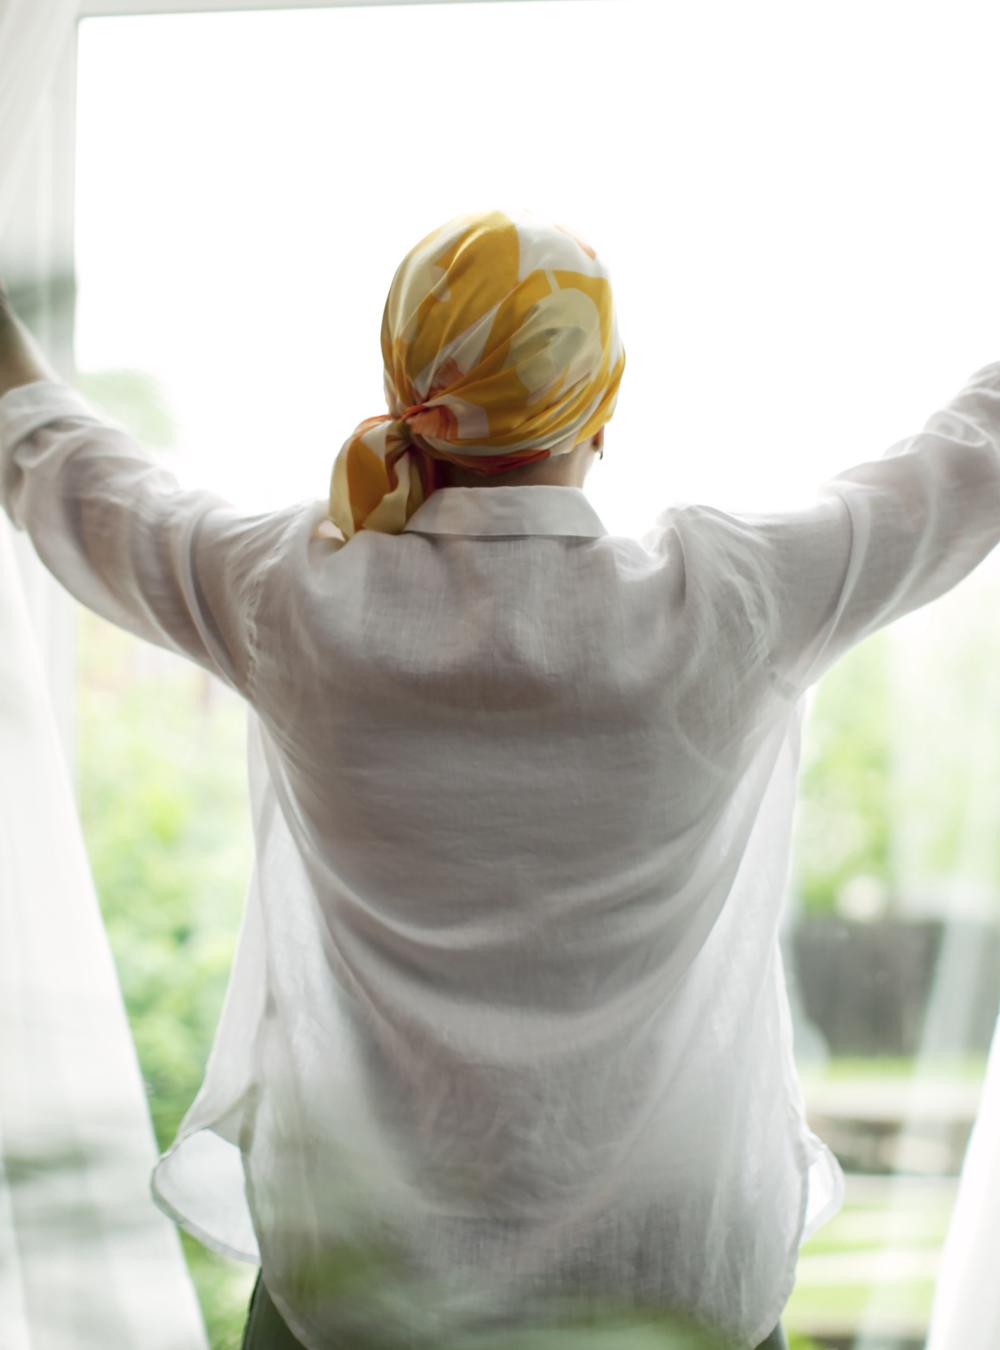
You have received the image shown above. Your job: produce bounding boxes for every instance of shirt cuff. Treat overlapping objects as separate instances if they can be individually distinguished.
[0,379,103,452]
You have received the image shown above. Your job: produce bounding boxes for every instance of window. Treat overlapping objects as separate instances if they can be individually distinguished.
[68,2,1000,1343]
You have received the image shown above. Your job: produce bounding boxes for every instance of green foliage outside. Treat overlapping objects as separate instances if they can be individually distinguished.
[799,1053,986,1083]
[792,578,1000,920]
[792,632,893,917]
[76,367,178,450]
[76,612,258,1346]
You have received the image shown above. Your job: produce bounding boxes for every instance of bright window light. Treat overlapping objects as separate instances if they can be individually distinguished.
[75,0,1000,536]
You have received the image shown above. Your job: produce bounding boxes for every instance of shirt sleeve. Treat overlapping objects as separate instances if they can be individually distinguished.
[0,378,302,697]
[672,359,1000,699]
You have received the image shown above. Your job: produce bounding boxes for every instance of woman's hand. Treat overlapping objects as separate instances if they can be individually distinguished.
[0,276,59,398]
[0,271,14,331]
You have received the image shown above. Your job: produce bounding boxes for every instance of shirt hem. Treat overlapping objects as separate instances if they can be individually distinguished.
[742,1111,845,1348]
[742,1140,810,1349]
[149,1135,260,1266]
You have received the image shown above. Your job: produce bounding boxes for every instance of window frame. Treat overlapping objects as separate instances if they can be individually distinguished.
[83,0,573,13]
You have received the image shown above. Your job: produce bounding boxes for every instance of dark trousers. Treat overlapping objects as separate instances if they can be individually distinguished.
[241,1271,306,1349]
[241,1270,789,1349]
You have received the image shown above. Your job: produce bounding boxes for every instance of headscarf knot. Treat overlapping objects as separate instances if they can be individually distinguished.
[322,207,626,540]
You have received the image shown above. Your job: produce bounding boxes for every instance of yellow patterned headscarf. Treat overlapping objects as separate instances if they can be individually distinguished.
[322,208,626,540]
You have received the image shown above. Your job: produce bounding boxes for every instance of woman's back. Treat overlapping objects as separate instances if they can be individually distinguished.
[211,483,845,1346]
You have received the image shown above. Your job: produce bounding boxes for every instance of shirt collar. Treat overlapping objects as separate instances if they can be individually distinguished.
[401,485,608,538]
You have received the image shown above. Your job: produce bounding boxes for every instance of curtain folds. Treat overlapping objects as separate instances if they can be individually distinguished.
[925,1006,1000,1350]
[0,1,208,1346]
[902,580,1000,1350]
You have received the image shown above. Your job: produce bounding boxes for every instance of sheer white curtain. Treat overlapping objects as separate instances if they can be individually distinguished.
[843,583,1000,1350]
[0,2,208,1346]
[905,586,1000,1350]
[926,1006,1000,1350]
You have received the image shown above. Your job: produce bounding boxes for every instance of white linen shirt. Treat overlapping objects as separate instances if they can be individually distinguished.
[2,368,1000,1350]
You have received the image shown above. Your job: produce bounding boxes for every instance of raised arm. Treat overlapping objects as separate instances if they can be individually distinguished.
[671,361,1000,699]
[0,296,301,697]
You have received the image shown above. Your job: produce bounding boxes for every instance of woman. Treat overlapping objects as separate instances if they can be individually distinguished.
[1,208,998,1350]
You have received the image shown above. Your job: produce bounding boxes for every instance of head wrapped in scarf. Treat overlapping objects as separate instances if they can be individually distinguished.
[323,207,626,540]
